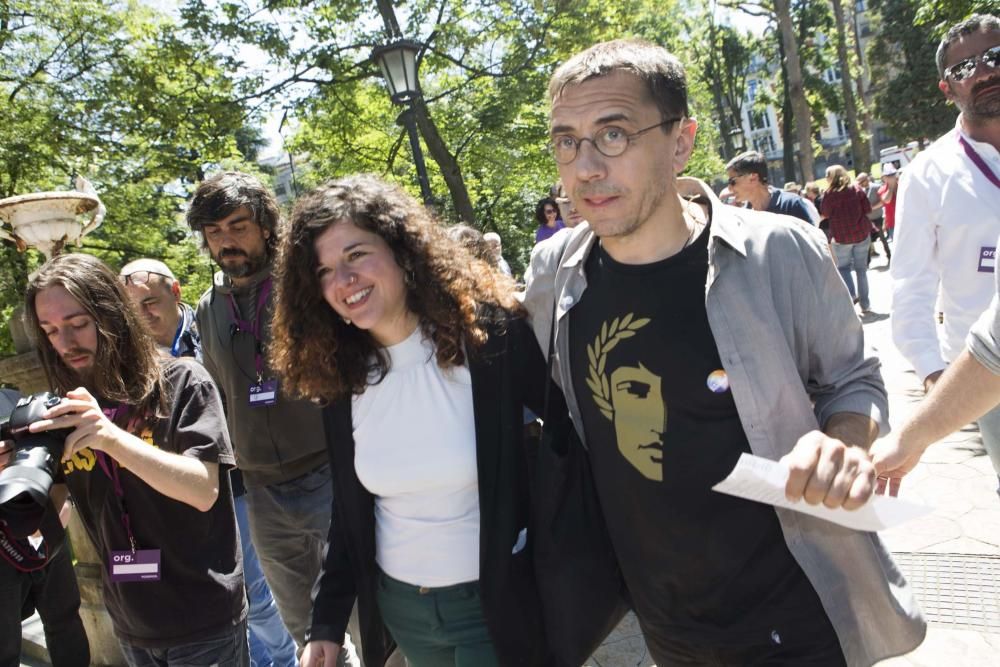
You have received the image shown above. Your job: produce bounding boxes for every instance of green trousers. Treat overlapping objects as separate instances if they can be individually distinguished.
[375,571,500,667]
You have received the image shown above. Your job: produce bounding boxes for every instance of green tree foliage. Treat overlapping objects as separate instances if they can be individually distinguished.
[915,0,1000,32]
[867,0,960,145]
[179,0,725,276]
[683,3,761,162]
[0,0,254,355]
[727,0,839,180]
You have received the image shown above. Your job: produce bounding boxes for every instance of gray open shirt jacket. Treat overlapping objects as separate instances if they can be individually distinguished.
[521,178,926,667]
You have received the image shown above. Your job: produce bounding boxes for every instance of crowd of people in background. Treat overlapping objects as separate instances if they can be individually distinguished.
[1,12,998,667]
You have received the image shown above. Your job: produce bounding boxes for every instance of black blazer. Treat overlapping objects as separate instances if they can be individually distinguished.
[308,315,551,667]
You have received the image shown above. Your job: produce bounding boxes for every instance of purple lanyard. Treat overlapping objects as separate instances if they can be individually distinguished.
[226,277,272,381]
[959,135,1000,191]
[98,406,138,553]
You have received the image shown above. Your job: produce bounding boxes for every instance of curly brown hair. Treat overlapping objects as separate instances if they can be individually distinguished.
[269,174,521,401]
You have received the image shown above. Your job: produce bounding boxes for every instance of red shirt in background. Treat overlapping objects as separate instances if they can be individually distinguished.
[821,185,873,244]
[878,183,897,230]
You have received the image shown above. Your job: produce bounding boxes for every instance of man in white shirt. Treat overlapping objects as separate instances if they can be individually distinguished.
[890,13,1000,489]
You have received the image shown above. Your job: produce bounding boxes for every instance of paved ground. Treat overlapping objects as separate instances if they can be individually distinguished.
[586,253,1000,667]
[22,255,1000,666]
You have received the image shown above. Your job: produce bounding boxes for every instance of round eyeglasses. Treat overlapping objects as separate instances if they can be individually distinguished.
[944,44,1000,82]
[548,118,682,165]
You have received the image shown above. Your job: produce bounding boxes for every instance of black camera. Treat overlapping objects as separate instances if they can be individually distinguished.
[0,392,71,538]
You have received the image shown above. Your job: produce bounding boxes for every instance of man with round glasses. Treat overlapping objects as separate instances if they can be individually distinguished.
[891,13,1000,492]
[524,38,924,666]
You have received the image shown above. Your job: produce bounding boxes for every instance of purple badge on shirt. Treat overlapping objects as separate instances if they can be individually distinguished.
[109,549,161,582]
[979,247,996,273]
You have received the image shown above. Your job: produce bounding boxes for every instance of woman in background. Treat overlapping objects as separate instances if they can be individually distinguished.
[533,196,564,243]
[821,165,874,313]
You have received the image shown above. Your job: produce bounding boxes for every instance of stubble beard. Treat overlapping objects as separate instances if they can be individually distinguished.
[587,178,669,242]
[214,248,269,280]
[957,75,1000,121]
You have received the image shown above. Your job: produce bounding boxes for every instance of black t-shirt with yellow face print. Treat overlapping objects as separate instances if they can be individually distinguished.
[569,224,830,646]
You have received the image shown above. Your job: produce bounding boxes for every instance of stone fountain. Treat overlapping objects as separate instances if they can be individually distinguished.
[0,179,105,353]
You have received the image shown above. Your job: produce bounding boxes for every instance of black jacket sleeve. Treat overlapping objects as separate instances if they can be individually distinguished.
[512,314,568,421]
[306,403,358,645]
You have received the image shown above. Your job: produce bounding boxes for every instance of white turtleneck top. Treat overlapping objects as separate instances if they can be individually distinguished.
[352,328,480,587]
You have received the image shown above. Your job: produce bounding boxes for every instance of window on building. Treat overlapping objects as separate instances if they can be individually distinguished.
[753,135,776,155]
[836,118,848,139]
[824,67,842,83]
[750,110,770,131]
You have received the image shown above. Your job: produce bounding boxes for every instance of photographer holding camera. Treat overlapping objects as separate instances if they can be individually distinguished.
[1,389,89,667]
[14,253,248,666]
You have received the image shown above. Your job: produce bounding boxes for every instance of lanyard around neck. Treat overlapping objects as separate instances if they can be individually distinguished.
[226,276,272,380]
[98,405,140,553]
[959,135,1000,191]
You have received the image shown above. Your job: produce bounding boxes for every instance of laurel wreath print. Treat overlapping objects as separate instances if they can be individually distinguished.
[585,313,651,421]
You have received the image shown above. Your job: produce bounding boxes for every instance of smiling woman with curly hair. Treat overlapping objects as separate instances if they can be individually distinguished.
[269,174,552,667]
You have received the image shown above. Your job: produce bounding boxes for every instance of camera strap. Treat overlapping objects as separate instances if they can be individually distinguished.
[0,498,64,573]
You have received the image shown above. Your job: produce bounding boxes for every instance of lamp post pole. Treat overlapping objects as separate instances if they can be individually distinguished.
[398,107,434,205]
[373,39,434,207]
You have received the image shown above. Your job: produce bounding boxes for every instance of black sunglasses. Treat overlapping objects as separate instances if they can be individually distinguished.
[944,44,1000,82]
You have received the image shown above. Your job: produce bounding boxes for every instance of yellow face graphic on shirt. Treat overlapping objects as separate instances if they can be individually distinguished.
[61,424,156,476]
[586,314,666,481]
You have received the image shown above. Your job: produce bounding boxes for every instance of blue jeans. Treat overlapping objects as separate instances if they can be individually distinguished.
[245,465,360,666]
[118,619,249,667]
[832,239,871,310]
[235,494,297,667]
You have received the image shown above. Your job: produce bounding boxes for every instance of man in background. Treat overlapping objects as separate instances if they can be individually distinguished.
[891,14,1000,492]
[725,150,817,224]
[187,172,359,665]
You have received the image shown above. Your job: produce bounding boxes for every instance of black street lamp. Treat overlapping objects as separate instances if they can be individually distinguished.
[372,39,433,205]
[729,125,747,154]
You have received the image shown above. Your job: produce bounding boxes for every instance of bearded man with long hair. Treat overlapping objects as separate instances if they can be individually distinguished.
[21,253,248,666]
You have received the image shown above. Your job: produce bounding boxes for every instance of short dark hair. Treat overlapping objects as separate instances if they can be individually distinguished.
[186,171,281,254]
[726,151,769,183]
[24,253,166,419]
[549,39,689,126]
[936,14,1000,77]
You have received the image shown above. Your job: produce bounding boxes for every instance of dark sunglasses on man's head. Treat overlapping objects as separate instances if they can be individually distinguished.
[945,44,1000,82]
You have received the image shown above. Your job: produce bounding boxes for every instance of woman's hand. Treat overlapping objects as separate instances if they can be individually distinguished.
[300,640,343,667]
